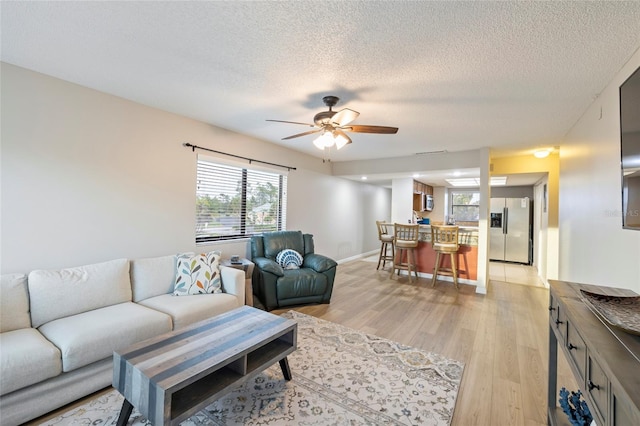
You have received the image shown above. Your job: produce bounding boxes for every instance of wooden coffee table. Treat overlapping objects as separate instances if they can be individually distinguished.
[113,306,297,425]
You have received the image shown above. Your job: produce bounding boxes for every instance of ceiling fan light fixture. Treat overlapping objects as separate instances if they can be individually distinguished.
[334,132,349,150]
[313,131,334,150]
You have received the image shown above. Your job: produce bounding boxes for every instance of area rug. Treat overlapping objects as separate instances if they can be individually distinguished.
[43,311,464,425]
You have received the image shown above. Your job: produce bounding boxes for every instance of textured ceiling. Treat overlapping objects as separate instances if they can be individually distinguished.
[2,1,640,167]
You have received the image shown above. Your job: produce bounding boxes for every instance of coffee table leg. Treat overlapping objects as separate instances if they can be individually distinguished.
[116,399,134,426]
[279,357,292,381]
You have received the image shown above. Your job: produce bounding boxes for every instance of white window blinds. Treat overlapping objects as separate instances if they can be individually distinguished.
[196,158,287,242]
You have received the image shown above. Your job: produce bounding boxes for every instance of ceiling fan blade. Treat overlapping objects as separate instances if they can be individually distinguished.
[345,125,399,134]
[330,108,360,126]
[266,119,315,127]
[281,128,323,140]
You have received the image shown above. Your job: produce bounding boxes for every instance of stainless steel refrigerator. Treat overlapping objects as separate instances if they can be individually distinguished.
[489,197,532,264]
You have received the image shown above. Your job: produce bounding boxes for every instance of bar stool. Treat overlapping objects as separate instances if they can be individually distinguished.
[392,223,419,282]
[431,225,460,289]
[375,221,394,270]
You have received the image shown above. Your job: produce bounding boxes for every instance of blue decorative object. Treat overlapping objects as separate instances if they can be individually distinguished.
[559,387,593,426]
[276,249,303,269]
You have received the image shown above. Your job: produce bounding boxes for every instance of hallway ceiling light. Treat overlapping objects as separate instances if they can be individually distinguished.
[445,177,507,187]
[534,149,552,158]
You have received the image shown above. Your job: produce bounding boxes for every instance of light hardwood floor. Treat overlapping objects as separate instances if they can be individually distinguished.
[28,258,577,425]
[271,258,578,426]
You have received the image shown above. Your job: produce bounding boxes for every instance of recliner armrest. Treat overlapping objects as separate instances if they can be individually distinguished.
[254,257,284,277]
[303,253,337,273]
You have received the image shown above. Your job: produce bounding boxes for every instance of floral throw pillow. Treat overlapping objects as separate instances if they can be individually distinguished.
[276,249,304,270]
[174,251,222,296]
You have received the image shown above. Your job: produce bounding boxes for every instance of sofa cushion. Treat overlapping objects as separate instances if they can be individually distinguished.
[174,252,222,295]
[28,258,132,328]
[138,293,240,330]
[38,302,171,372]
[0,274,30,332]
[130,254,176,302]
[0,328,62,395]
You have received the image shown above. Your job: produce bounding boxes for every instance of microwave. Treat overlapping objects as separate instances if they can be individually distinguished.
[424,194,434,211]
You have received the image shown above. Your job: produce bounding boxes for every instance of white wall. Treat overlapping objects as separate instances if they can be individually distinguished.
[391,178,413,224]
[423,186,446,223]
[285,168,391,261]
[533,177,549,283]
[0,63,390,274]
[559,48,640,293]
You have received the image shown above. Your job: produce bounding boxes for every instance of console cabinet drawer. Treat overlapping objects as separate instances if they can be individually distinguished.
[587,354,608,424]
[566,321,586,383]
[613,389,640,426]
[549,294,567,342]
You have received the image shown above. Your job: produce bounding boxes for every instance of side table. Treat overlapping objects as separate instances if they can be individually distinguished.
[221,258,254,307]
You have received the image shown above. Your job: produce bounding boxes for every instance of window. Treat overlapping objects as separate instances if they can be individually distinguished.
[450,190,480,222]
[196,158,287,242]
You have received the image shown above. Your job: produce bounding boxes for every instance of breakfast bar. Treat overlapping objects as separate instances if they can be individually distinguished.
[384,224,479,282]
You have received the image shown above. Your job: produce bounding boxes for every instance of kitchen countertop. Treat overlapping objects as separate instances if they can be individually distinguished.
[381,223,479,245]
[382,223,479,231]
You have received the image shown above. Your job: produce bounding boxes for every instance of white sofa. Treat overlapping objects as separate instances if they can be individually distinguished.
[0,254,245,426]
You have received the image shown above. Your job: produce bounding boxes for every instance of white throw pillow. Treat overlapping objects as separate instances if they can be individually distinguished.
[276,249,303,270]
[174,251,222,295]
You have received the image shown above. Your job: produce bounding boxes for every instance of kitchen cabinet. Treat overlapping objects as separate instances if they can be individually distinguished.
[412,180,433,195]
[547,280,640,426]
[412,180,434,211]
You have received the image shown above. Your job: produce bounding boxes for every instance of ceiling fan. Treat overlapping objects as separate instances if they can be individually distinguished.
[267,96,399,150]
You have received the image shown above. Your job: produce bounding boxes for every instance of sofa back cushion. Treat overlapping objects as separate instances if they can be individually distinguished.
[130,255,176,302]
[263,231,305,260]
[28,258,131,328]
[0,274,31,332]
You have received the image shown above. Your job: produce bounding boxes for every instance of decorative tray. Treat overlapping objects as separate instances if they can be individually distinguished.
[580,289,640,335]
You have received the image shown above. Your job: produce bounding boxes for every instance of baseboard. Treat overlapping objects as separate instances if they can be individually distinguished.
[337,250,378,264]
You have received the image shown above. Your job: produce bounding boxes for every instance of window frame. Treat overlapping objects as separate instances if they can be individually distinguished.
[195,157,287,243]
[449,189,481,223]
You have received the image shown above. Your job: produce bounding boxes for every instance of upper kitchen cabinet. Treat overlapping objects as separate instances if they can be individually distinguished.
[413,180,434,211]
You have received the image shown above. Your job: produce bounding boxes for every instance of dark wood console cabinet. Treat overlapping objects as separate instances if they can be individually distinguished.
[548,280,640,426]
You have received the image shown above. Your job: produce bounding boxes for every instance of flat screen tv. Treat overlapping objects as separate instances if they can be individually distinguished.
[620,65,640,230]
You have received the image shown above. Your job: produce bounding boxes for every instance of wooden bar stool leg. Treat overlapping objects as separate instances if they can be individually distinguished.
[410,249,418,282]
[390,248,398,279]
[381,242,387,269]
[377,242,384,270]
[407,249,413,282]
[432,252,440,287]
[451,253,458,289]
[390,243,395,270]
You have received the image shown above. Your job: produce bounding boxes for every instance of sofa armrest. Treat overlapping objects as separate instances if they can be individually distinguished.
[253,257,284,277]
[220,266,245,304]
[303,253,337,273]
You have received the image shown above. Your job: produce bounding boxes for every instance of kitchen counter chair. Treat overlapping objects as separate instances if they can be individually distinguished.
[431,225,460,289]
[392,223,419,282]
[375,221,394,270]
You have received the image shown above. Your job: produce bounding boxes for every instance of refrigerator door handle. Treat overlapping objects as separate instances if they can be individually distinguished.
[503,207,508,234]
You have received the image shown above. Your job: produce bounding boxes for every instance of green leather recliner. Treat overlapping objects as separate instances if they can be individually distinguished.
[251,230,337,311]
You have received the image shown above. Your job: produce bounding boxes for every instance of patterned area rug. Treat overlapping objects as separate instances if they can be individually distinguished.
[43,311,464,425]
